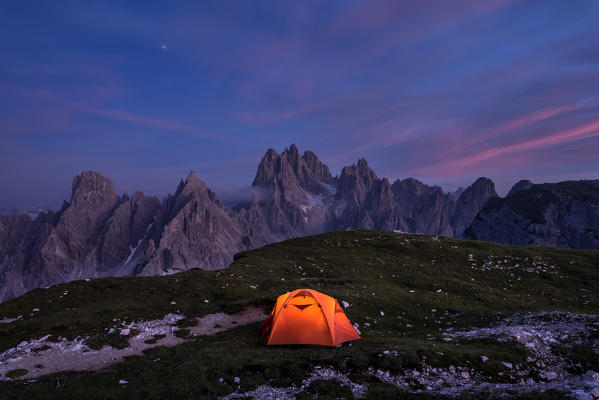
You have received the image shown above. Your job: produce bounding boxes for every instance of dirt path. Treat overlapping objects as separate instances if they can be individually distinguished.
[0,307,267,380]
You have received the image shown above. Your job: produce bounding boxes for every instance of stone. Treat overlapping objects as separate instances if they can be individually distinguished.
[545,371,558,380]
[481,356,488,362]
[120,329,130,336]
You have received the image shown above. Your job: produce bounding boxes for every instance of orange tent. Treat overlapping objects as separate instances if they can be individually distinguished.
[259,288,361,346]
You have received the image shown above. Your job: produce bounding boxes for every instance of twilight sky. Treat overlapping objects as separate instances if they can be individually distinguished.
[1,0,599,210]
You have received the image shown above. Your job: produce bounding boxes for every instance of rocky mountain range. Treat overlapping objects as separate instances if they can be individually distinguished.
[0,144,596,302]
[465,179,599,248]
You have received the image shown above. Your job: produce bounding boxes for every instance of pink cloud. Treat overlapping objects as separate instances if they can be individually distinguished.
[414,118,599,177]
[466,102,586,147]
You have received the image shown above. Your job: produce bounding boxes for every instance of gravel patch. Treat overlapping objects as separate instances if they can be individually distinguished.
[221,366,368,399]
[0,307,267,380]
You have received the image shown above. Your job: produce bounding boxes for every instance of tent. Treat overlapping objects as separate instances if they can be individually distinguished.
[259,288,361,346]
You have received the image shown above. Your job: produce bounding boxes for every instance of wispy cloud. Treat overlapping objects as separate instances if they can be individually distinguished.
[68,102,226,140]
[3,84,229,141]
[414,118,599,177]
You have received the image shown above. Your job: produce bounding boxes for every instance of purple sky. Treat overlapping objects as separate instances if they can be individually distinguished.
[1,1,599,210]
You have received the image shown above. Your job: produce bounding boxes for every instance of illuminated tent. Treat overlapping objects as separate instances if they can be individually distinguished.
[259,288,361,346]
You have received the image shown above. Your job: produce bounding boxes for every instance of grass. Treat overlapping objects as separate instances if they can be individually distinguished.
[144,334,167,345]
[0,230,597,398]
[5,369,28,379]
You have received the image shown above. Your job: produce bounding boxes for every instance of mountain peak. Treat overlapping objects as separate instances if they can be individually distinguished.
[253,144,332,191]
[264,148,279,160]
[183,170,208,192]
[186,170,199,182]
[507,179,534,197]
[452,177,498,237]
[71,171,117,205]
[337,158,378,203]
[288,143,299,155]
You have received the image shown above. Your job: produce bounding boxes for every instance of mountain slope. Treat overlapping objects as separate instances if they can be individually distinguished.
[465,180,599,248]
[141,171,252,275]
[0,230,597,399]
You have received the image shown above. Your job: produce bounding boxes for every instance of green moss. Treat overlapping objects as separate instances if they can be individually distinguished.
[174,328,190,338]
[144,334,167,345]
[5,369,28,379]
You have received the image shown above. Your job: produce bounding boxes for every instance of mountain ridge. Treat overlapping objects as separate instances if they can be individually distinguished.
[0,145,596,302]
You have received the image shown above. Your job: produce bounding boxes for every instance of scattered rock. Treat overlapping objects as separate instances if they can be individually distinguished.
[119,379,128,384]
[120,329,130,336]
[545,371,558,381]
[481,356,488,362]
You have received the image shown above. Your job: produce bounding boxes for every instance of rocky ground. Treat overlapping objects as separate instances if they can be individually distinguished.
[221,312,599,399]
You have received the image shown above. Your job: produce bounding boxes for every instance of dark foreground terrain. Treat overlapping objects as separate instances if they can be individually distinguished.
[0,230,598,399]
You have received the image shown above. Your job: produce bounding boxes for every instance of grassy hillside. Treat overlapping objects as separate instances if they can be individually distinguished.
[0,230,598,399]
